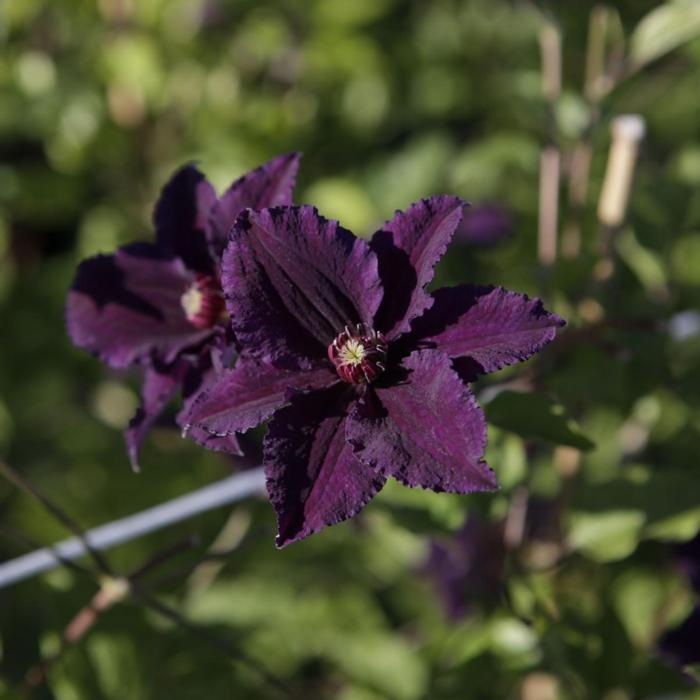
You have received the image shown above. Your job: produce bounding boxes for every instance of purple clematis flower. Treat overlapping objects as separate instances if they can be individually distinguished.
[455,203,513,248]
[183,198,564,546]
[425,515,506,620]
[424,496,562,620]
[658,532,700,674]
[66,154,301,470]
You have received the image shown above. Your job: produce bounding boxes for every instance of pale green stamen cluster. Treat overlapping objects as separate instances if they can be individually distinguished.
[339,338,366,365]
[181,285,203,319]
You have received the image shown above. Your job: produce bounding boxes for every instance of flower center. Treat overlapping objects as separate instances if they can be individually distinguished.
[180,274,226,329]
[328,324,387,385]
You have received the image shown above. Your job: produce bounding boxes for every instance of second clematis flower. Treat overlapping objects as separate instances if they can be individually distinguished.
[183,198,565,546]
[66,154,301,470]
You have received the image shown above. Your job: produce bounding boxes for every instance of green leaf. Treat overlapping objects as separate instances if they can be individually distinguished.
[630,0,700,70]
[485,391,595,450]
[615,228,668,298]
[671,232,700,285]
[611,569,674,647]
[567,510,645,562]
[376,478,467,534]
[329,634,428,700]
[574,467,700,543]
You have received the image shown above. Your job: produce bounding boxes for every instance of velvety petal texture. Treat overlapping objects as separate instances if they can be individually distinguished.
[410,285,565,376]
[154,165,217,274]
[182,358,336,439]
[66,244,213,368]
[181,424,243,456]
[209,200,563,545]
[264,384,386,547]
[223,206,383,367]
[371,196,464,339]
[347,350,497,493]
[125,362,189,472]
[67,155,307,471]
[207,153,301,257]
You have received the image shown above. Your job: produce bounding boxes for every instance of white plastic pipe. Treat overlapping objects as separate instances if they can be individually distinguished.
[0,467,266,589]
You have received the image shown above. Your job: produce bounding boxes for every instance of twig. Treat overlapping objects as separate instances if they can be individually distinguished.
[538,22,562,269]
[597,114,646,232]
[137,591,294,698]
[186,508,251,597]
[0,524,97,581]
[0,467,267,589]
[563,5,625,258]
[24,577,131,691]
[128,534,201,580]
[0,458,114,576]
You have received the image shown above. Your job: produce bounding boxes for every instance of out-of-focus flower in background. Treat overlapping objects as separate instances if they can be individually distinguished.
[658,533,700,671]
[454,203,513,248]
[65,154,300,469]
[425,515,506,620]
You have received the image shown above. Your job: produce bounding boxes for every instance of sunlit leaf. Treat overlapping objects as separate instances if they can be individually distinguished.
[567,510,645,562]
[485,391,594,450]
[630,0,700,70]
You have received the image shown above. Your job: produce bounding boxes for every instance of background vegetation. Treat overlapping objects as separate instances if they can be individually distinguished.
[2,0,700,697]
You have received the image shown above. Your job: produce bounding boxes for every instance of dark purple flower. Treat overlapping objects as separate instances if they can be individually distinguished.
[455,204,513,247]
[424,495,562,620]
[677,531,700,595]
[66,154,301,469]
[426,515,506,619]
[658,606,700,671]
[658,531,700,675]
[183,198,564,546]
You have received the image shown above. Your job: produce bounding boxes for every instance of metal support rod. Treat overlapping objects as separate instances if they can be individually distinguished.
[0,467,267,590]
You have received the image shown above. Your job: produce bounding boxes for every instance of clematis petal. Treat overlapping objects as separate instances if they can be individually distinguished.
[426,515,506,619]
[182,424,243,455]
[455,204,513,247]
[264,384,386,547]
[66,243,213,368]
[409,285,565,380]
[181,357,336,439]
[125,362,189,472]
[207,153,301,258]
[371,196,464,339]
[223,206,383,366]
[171,351,243,455]
[347,350,498,494]
[153,164,217,273]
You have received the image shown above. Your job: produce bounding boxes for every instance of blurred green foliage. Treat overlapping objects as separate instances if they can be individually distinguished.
[2,0,700,698]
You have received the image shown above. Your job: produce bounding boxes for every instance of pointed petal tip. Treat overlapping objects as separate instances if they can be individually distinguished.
[281,150,302,163]
[409,285,566,378]
[125,430,142,473]
[371,195,466,338]
[479,463,500,492]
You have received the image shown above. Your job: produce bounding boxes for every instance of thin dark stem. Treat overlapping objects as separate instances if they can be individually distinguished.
[0,524,98,582]
[0,459,114,576]
[0,467,267,589]
[127,534,201,580]
[136,591,295,699]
